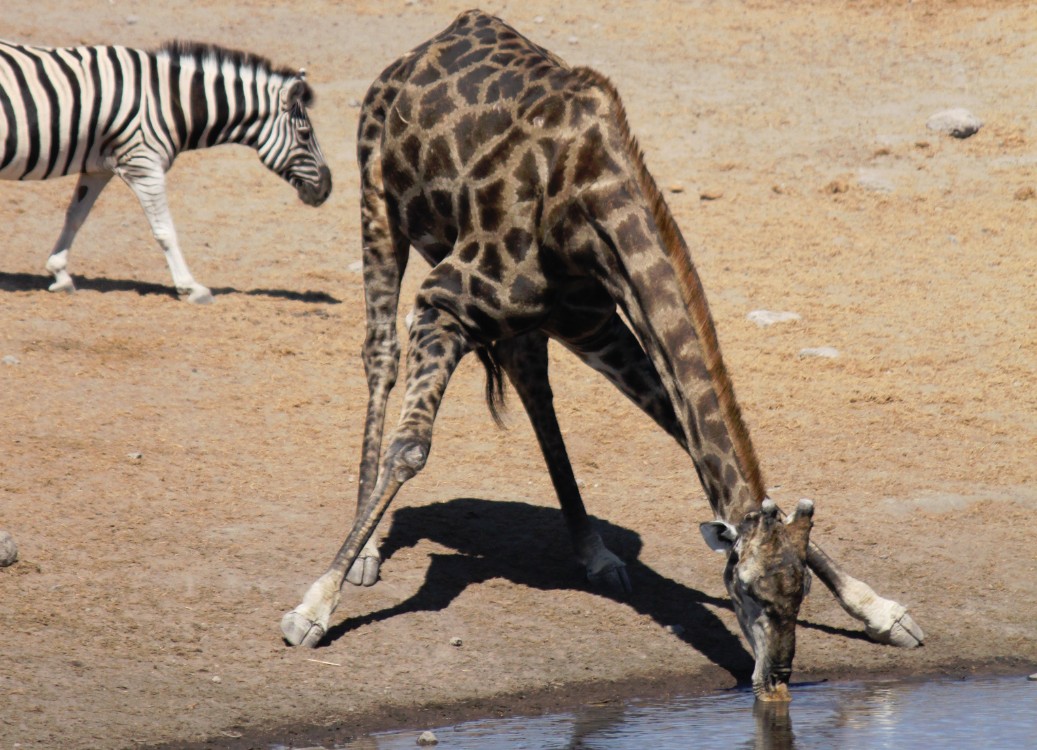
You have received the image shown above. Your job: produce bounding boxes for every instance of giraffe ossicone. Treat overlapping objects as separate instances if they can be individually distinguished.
[283,10,922,700]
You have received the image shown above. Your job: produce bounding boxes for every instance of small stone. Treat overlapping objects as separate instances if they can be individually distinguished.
[0,531,18,567]
[926,108,983,139]
[668,182,685,194]
[533,16,545,24]
[824,179,849,195]
[347,260,364,273]
[2,355,19,365]
[1029,672,1037,681]
[567,36,579,45]
[127,452,143,460]
[449,636,463,647]
[416,730,438,746]
[857,169,894,193]
[699,188,723,201]
[211,675,222,684]
[348,98,362,108]
[747,310,801,327]
[1014,186,1035,201]
[799,346,840,359]
[666,624,685,636]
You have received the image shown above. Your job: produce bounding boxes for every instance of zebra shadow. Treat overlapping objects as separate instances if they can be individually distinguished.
[0,271,340,304]
[321,496,758,684]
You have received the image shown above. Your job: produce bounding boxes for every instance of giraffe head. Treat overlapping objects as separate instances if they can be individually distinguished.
[258,73,332,207]
[700,498,814,701]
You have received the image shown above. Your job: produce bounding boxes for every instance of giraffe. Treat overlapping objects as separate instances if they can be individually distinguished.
[282,10,923,700]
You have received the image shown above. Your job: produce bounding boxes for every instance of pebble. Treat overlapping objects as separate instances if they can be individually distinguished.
[0,531,17,567]
[449,636,463,647]
[699,188,724,201]
[2,355,19,365]
[857,169,895,193]
[127,452,143,461]
[211,675,222,684]
[347,260,364,273]
[799,346,840,359]
[416,730,439,746]
[926,108,983,139]
[747,310,801,327]
[1029,673,1037,681]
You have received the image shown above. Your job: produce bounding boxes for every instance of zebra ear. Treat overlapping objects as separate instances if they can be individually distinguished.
[283,78,315,110]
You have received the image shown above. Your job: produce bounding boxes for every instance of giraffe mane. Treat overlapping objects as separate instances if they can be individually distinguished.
[572,66,767,505]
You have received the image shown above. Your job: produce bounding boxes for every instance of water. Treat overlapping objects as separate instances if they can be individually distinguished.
[314,676,1037,750]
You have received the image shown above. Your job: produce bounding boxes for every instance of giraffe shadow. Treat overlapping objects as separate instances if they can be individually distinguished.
[322,497,757,683]
[0,271,340,304]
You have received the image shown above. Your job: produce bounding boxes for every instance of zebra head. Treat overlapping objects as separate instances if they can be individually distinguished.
[257,72,332,207]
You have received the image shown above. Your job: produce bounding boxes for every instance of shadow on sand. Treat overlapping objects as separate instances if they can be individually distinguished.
[0,271,340,304]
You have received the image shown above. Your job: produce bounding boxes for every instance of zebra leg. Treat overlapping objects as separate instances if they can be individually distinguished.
[562,314,924,647]
[494,332,631,593]
[282,286,473,647]
[117,163,213,303]
[45,172,114,293]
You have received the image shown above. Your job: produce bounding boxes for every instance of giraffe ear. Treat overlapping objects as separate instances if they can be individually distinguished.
[700,520,738,553]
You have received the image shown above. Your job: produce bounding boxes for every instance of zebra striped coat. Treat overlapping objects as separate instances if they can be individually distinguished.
[0,40,331,302]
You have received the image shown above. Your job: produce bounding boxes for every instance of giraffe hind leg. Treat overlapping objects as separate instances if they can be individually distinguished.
[495,332,631,594]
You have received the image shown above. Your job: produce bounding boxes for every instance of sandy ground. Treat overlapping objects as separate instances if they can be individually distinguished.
[1,1,1035,748]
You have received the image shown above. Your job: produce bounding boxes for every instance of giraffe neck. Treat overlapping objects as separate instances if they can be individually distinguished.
[572,68,766,522]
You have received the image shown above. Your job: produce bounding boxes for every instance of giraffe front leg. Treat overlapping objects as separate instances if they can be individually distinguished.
[495,332,630,594]
[282,292,472,646]
[118,163,212,303]
[344,153,412,588]
[45,172,114,293]
[808,543,924,647]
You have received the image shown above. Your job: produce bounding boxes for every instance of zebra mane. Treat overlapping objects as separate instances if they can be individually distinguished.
[156,40,314,104]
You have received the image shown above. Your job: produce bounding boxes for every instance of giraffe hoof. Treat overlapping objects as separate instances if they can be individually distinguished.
[587,558,632,595]
[280,610,326,648]
[866,606,925,648]
[345,552,381,587]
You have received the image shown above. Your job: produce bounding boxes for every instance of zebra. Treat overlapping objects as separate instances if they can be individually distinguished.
[0,39,332,303]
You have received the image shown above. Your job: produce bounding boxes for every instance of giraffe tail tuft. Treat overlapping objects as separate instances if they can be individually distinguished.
[476,346,508,428]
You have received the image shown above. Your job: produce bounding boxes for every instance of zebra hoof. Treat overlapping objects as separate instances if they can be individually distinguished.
[182,286,214,304]
[47,276,75,294]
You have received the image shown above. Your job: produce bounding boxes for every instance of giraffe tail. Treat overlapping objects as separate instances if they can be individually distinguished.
[476,346,508,428]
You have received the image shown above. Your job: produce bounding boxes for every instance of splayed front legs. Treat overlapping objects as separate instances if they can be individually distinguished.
[282,287,472,647]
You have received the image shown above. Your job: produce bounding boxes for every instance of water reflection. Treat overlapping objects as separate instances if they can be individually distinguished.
[752,702,795,750]
[329,676,1037,750]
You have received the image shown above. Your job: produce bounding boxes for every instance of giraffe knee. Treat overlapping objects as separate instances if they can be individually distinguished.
[386,439,428,482]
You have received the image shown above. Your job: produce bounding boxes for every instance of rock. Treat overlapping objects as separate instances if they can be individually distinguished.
[699,188,724,201]
[416,730,439,746]
[1029,673,1037,681]
[127,452,143,461]
[857,169,895,193]
[0,530,18,567]
[668,182,685,194]
[747,310,801,327]
[824,179,850,195]
[1,355,19,365]
[449,636,463,647]
[799,346,840,359]
[926,108,983,139]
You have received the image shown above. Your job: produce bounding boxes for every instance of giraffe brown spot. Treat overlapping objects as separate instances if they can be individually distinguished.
[430,264,463,296]
[477,241,502,278]
[431,189,453,218]
[458,188,473,235]
[508,274,539,304]
[471,129,527,180]
[457,65,494,105]
[437,38,473,69]
[513,151,541,201]
[464,303,501,339]
[402,134,422,170]
[458,240,480,263]
[476,180,505,231]
[419,82,456,129]
[411,62,442,87]
[469,275,501,309]
[424,135,457,180]
[503,227,532,261]
[456,46,493,68]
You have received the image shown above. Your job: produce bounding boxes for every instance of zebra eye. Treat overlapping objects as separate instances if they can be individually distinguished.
[297,126,312,144]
